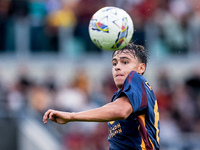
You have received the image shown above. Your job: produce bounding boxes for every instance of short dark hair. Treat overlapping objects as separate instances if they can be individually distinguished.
[112,42,149,74]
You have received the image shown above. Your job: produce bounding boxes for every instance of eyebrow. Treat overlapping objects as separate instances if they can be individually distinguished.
[112,56,131,61]
[120,57,131,60]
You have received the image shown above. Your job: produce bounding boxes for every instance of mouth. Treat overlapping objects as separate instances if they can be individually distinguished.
[116,74,124,78]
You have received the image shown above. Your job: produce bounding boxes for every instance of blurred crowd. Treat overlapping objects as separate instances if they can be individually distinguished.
[155,68,200,148]
[0,65,200,150]
[0,66,116,149]
[0,0,200,55]
[0,0,200,149]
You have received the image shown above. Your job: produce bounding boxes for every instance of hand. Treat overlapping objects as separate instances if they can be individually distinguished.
[43,109,71,124]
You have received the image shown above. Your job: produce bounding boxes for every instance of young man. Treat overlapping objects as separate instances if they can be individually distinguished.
[43,42,160,150]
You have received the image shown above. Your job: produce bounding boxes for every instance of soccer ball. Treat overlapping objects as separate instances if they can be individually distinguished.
[89,6,134,51]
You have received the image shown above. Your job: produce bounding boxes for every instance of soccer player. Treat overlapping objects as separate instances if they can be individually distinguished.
[43,42,160,150]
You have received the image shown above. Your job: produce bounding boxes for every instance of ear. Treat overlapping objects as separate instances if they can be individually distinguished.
[137,63,146,75]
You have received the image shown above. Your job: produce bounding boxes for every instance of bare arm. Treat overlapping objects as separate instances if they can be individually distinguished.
[43,96,133,124]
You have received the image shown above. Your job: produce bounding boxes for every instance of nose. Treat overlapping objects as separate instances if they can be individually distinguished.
[114,63,121,71]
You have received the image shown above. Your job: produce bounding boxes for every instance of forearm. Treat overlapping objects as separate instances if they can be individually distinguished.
[43,96,132,124]
[70,102,125,122]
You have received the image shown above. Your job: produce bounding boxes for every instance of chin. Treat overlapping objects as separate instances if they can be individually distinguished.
[115,83,123,89]
[115,79,124,89]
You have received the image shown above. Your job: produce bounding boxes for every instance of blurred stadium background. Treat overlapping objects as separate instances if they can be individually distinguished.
[0,0,200,150]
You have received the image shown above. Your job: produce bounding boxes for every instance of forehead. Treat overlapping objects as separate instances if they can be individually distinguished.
[113,49,136,59]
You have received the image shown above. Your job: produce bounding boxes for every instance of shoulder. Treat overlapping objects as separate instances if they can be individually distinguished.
[121,71,145,95]
[125,71,144,87]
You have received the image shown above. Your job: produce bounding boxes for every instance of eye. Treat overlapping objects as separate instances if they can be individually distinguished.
[112,62,117,66]
[122,60,129,65]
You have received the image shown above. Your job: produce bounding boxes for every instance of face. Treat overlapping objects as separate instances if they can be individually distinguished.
[112,50,145,89]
